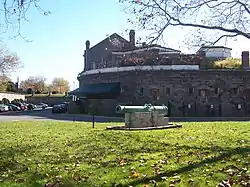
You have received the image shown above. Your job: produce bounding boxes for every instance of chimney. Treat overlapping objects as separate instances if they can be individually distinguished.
[198,51,206,69]
[129,30,135,47]
[86,40,90,50]
[242,51,249,69]
[84,40,90,71]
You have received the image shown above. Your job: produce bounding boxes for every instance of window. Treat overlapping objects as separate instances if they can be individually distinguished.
[152,88,160,101]
[92,62,96,69]
[139,87,144,96]
[199,89,207,97]
[165,87,170,94]
[215,88,220,95]
[162,86,170,94]
[233,88,239,94]
[188,87,194,94]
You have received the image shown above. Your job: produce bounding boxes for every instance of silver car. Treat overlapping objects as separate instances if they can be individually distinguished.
[0,104,9,112]
[36,103,48,109]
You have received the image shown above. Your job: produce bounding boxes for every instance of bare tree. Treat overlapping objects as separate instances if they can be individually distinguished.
[0,0,50,40]
[20,76,47,92]
[0,47,21,75]
[119,0,250,46]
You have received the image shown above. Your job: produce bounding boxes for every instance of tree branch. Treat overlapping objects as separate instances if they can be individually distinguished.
[120,0,250,45]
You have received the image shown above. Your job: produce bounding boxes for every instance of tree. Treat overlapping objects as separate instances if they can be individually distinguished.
[50,77,70,93]
[0,75,11,91]
[119,0,250,45]
[20,76,47,93]
[0,47,21,75]
[213,58,242,69]
[0,0,50,39]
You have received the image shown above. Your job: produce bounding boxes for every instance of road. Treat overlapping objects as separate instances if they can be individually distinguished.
[0,108,124,123]
[1,108,249,123]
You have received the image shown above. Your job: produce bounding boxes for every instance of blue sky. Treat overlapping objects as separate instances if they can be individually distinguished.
[3,0,250,90]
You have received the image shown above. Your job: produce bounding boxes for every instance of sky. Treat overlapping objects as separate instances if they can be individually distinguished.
[2,0,250,90]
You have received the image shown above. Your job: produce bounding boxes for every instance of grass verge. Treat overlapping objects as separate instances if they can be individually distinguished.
[0,121,249,187]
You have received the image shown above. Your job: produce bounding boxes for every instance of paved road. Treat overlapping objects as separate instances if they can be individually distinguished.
[0,108,124,123]
[1,108,249,123]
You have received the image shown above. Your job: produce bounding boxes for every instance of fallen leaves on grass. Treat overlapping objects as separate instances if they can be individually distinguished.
[0,121,249,187]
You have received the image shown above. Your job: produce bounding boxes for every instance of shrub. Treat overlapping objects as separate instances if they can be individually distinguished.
[213,58,242,69]
[26,88,33,94]
[2,98,10,104]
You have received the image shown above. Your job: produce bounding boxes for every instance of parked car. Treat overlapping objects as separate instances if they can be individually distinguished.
[21,103,28,110]
[0,104,9,112]
[36,103,48,109]
[52,104,67,114]
[6,104,21,111]
[11,102,26,110]
[27,103,36,110]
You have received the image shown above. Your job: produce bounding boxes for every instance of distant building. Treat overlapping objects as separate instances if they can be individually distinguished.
[197,46,232,59]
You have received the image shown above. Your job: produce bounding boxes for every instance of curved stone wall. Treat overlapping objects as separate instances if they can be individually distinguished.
[78,69,250,117]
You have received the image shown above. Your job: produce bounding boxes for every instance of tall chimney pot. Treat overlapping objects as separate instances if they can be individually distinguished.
[242,51,249,69]
[129,30,135,47]
[86,40,90,50]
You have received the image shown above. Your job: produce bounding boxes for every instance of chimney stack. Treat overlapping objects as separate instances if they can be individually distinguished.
[242,51,249,69]
[84,40,90,71]
[198,51,206,69]
[129,30,135,47]
[86,40,90,50]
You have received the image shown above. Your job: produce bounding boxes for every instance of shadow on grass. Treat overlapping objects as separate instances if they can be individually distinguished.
[0,145,37,173]
[121,146,250,187]
[0,131,249,187]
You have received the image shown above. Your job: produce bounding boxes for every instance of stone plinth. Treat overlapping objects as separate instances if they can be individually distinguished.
[125,112,169,128]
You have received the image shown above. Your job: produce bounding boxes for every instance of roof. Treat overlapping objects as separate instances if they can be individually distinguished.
[88,33,130,50]
[112,45,181,55]
[198,46,232,51]
[68,82,121,98]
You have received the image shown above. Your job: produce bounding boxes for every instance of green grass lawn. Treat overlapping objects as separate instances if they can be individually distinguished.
[0,121,249,187]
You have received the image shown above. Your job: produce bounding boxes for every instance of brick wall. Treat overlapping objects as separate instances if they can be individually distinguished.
[78,70,250,117]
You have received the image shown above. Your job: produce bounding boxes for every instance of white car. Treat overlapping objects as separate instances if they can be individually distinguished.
[0,104,9,112]
[36,103,48,109]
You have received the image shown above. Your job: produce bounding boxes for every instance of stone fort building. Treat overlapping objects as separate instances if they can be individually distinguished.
[69,30,250,117]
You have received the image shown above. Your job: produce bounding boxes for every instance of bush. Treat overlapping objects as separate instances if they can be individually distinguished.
[26,88,33,94]
[213,58,242,69]
[2,98,10,104]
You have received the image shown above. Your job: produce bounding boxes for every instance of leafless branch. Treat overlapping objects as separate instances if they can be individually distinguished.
[0,0,51,40]
[119,0,250,46]
[0,46,22,75]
